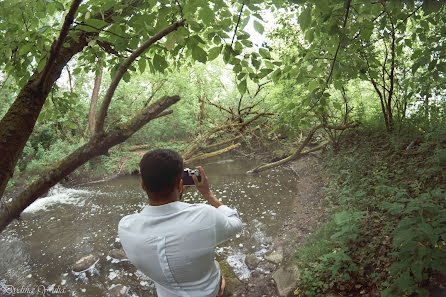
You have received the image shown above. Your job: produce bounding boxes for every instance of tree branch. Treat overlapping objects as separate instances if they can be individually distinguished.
[231,3,245,47]
[248,122,359,174]
[0,95,180,233]
[95,19,185,134]
[33,0,83,89]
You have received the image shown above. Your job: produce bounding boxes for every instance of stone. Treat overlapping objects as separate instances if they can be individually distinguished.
[113,240,123,249]
[272,263,300,297]
[106,285,128,297]
[219,261,242,297]
[108,249,127,261]
[72,254,100,273]
[244,254,260,270]
[264,247,283,264]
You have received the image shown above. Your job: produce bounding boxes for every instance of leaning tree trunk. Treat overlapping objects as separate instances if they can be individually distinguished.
[0,1,135,198]
[0,95,180,232]
[0,14,186,233]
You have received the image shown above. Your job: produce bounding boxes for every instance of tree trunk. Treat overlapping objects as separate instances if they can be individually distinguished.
[89,58,104,136]
[0,3,127,198]
[0,95,180,233]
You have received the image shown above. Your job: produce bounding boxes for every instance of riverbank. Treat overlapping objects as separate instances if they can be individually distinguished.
[230,152,325,297]
[290,124,446,297]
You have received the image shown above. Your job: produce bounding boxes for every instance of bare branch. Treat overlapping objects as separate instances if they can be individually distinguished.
[248,121,359,174]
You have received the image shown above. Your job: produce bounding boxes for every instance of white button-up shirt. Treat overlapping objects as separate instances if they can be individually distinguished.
[118,201,243,297]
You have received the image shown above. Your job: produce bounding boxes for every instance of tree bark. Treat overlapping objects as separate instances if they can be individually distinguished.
[0,95,180,233]
[88,58,103,136]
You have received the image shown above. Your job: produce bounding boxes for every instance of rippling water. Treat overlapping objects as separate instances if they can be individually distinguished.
[0,155,298,296]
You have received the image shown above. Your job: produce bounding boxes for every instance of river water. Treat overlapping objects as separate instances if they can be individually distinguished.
[0,155,298,296]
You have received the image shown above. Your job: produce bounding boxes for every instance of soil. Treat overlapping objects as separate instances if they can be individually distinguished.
[233,154,326,297]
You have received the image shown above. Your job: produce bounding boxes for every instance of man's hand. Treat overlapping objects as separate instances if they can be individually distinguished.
[192,166,223,208]
[192,166,211,198]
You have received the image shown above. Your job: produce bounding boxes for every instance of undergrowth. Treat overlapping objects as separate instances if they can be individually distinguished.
[294,120,446,297]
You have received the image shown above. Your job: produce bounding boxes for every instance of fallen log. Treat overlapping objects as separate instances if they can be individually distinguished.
[184,143,241,165]
[247,122,359,174]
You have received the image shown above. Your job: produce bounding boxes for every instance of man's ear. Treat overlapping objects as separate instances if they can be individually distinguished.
[141,180,147,192]
[178,178,183,193]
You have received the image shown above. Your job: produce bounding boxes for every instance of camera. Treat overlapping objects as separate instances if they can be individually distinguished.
[182,168,201,186]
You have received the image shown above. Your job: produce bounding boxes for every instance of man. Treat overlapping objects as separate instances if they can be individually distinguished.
[118,149,243,297]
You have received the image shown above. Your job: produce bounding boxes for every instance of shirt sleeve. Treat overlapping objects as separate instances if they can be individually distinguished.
[214,205,243,245]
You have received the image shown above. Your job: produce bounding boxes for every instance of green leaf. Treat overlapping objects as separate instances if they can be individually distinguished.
[298,7,312,32]
[84,18,109,28]
[76,25,99,33]
[138,58,146,73]
[272,69,282,83]
[305,29,314,43]
[251,56,260,69]
[428,60,437,71]
[122,71,131,83]
[208,46,222,61]
[165,35,176,51]
[333,101,342,111]
[258,68,273,79]
[199,6,214,25]
[308,80,319,92]
[38,25,51,34]
[5,48,12,58]
[259,48,271,59]
[237,79,247,95]
[153,54,168,72]
[253,20,264,34]
[192,45,207,63]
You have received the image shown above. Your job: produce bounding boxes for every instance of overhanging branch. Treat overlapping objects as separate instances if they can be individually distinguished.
[95,19,185,134]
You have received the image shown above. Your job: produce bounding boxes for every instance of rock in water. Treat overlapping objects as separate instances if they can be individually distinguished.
[219,261,242,297]
[244,254,260,270]
[108,249,127,261]
[72,254,100,273]
[106,285,128,297]
[264,246,283,264]
[272,263,300,297]
[113,238,122,249]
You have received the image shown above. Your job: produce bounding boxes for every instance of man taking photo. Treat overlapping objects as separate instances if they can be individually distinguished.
[118,149,243,297]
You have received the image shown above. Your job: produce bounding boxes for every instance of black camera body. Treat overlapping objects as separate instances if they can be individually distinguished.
[182,168,201,186]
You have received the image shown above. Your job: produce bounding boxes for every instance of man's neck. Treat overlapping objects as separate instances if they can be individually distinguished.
[148,196,179,206]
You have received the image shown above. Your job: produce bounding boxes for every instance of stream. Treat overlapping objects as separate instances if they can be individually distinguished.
[0,155,298,296]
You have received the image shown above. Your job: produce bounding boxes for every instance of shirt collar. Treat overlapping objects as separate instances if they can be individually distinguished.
[141,201,189,216]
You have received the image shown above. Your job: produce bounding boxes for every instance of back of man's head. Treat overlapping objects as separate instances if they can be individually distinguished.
[139,149,184,200]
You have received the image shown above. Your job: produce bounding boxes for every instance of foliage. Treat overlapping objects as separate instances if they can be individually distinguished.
[294,115,446,296]
[268,1,446,132]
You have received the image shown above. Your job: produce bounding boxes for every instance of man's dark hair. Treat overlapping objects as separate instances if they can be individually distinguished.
[139,149,184,199]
